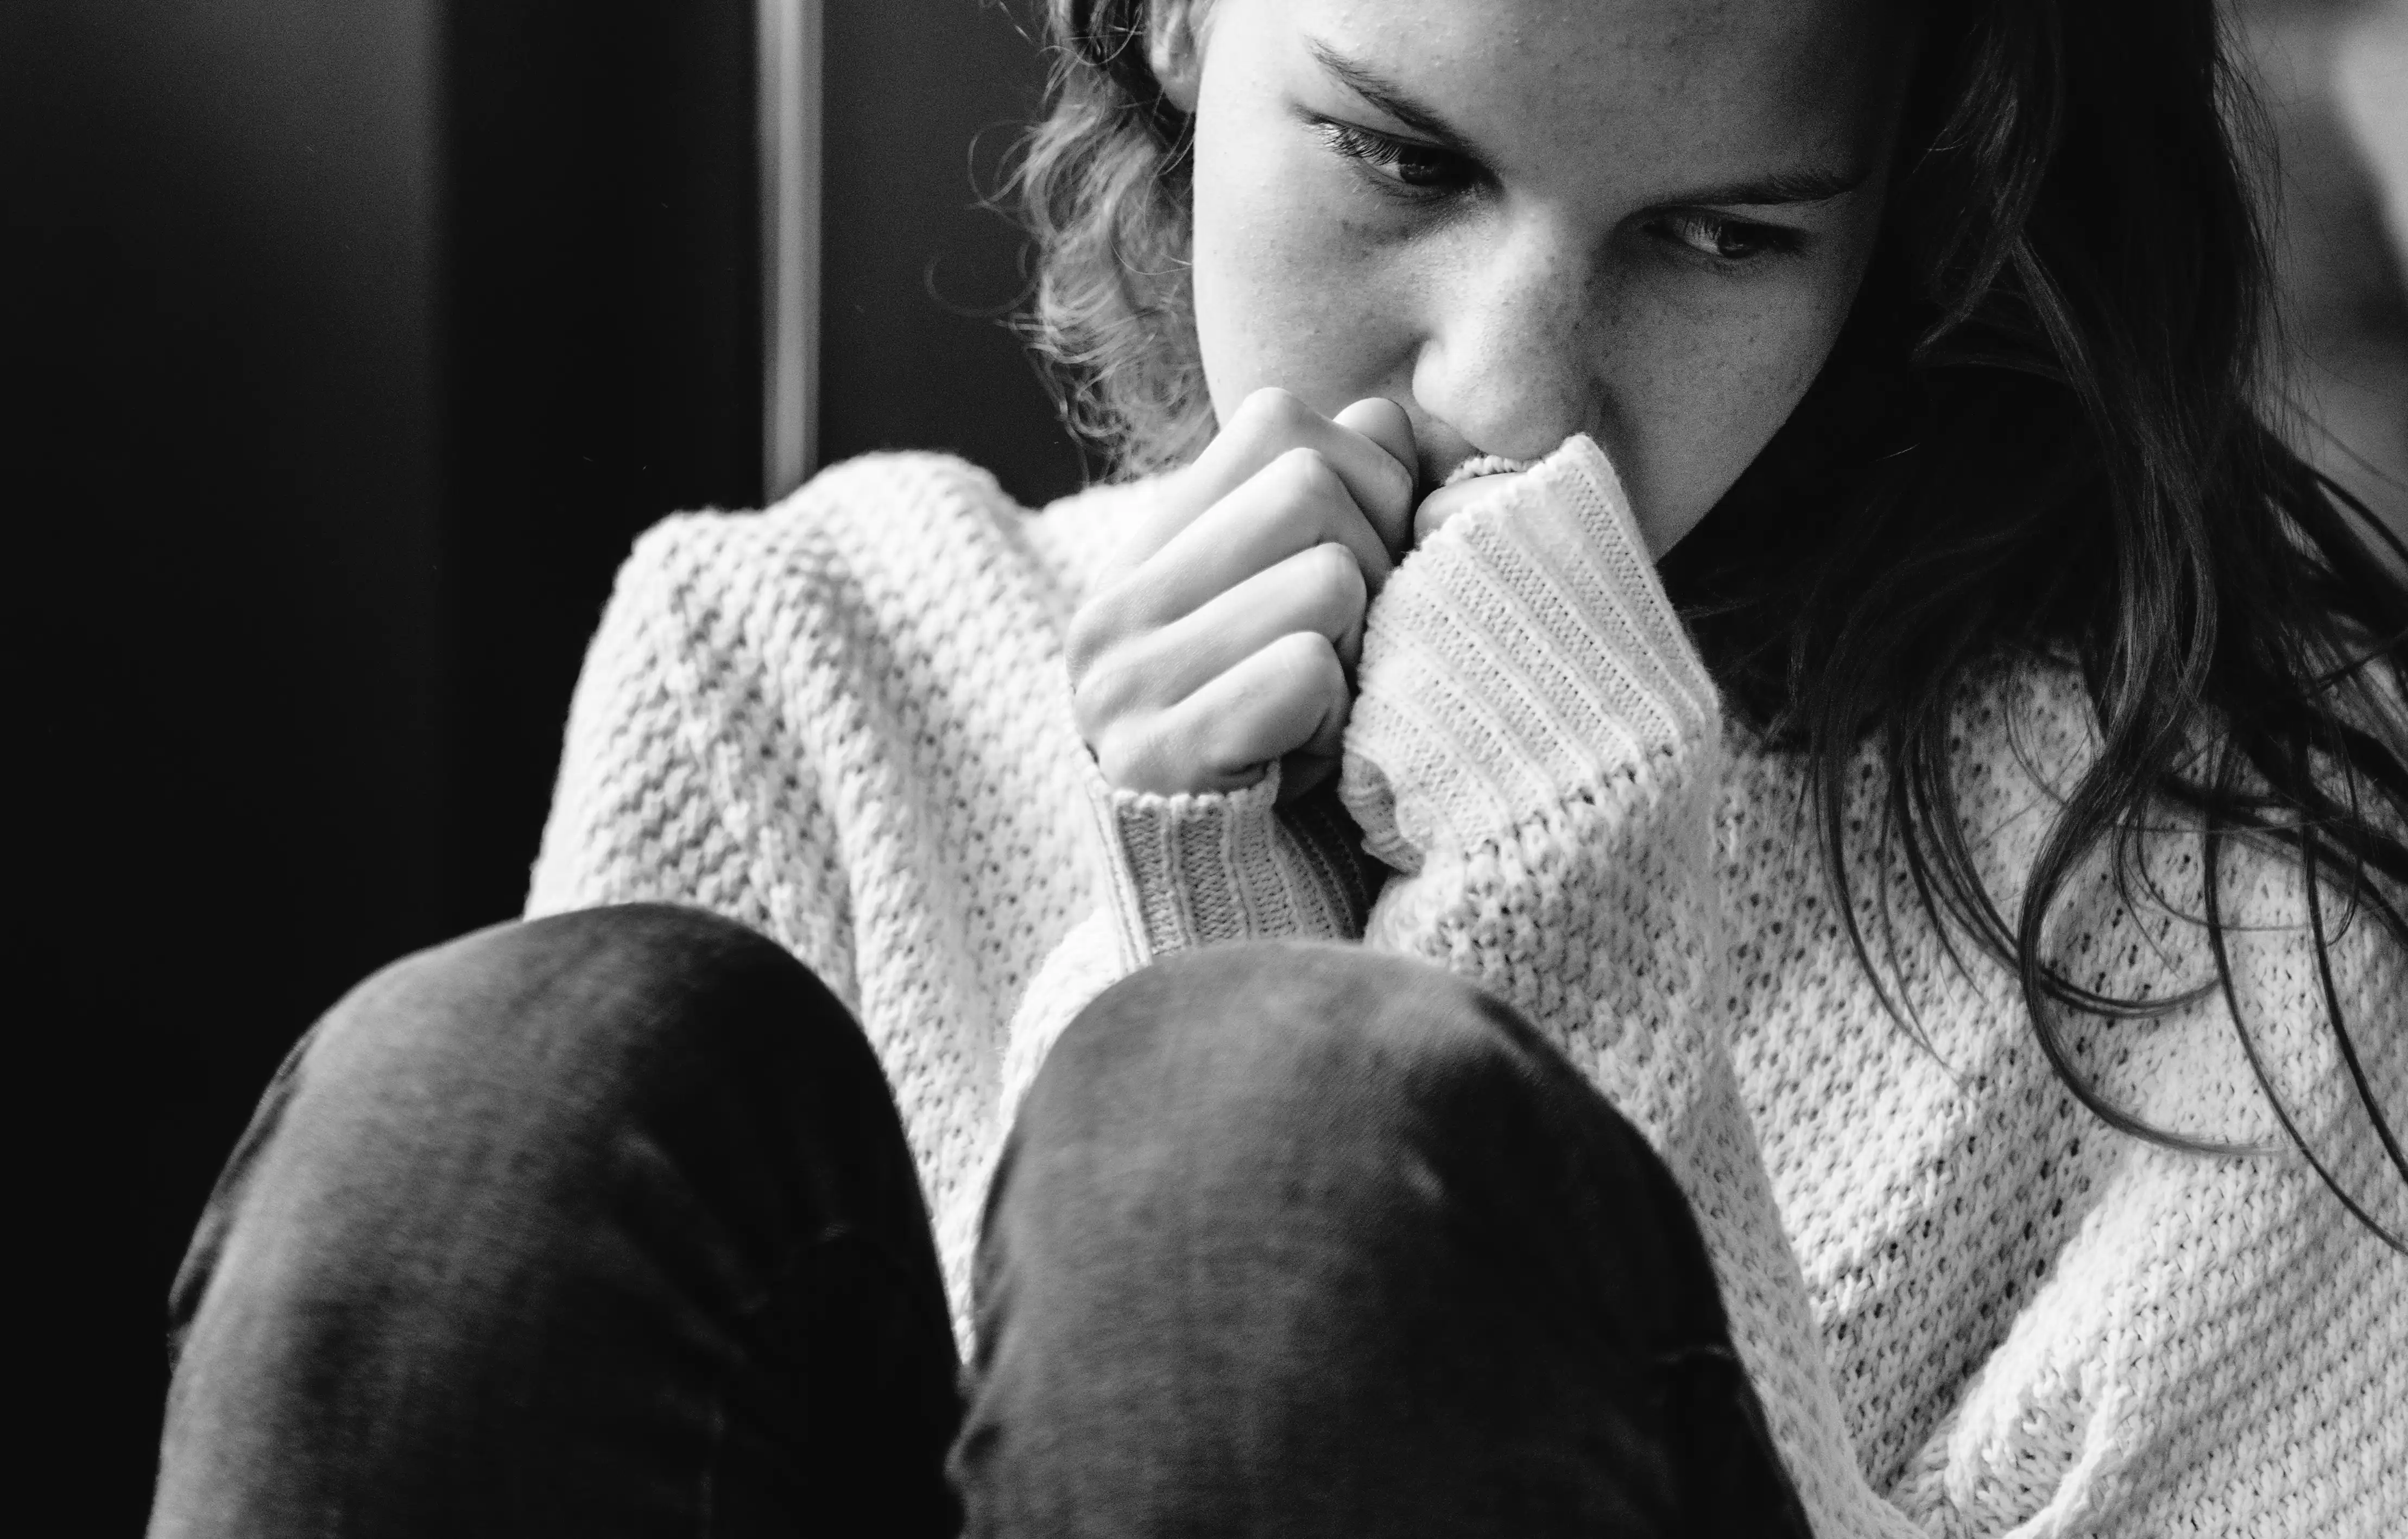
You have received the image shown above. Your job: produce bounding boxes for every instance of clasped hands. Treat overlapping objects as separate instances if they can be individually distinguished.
[1067,388,1535,803]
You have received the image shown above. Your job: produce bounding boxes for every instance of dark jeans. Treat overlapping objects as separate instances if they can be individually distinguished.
[150,904,1806,1537]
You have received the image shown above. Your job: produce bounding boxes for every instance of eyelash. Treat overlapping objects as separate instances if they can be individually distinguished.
[1648,211,1805,267]
[1312,119,1806,269]
[1312,120,1476,198]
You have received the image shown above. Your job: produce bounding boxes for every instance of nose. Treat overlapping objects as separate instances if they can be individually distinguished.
[1408,214,1608,471]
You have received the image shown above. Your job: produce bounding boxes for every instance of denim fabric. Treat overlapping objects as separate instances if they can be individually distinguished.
[151,907,1805,1537]
[149,905,962,1538]
[959,940,1807,1538]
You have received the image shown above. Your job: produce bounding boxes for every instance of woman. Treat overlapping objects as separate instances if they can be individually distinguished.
[152,0,2407,1534]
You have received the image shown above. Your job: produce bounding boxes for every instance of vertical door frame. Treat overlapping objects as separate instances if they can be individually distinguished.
[759,0,822,499]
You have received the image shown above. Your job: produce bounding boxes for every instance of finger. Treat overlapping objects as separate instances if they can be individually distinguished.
[1095,542,1368,714]
[1108,388,1417,575]
[1330,397,1420,558]
[1412,468,1532,546]
[1165,630,1352,788]
[1088,630,1351,795]
[1195,390,1416,539]
[1131,446,1394,624]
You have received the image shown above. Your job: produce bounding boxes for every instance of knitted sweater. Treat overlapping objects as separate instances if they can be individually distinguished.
[527,438,2406,1537]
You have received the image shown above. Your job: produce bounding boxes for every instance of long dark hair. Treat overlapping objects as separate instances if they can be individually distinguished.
[1015,0,2408,1242]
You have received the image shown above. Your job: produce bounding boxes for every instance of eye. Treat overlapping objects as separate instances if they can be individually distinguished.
[1651,211,1803,265]
[1314,121,1475,197]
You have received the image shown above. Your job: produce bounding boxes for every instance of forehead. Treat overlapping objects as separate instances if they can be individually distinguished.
[1263,0,1898,189]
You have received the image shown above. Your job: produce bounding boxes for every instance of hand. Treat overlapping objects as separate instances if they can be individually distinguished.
[1407,465,1535,546]
[1066,388,1418,801]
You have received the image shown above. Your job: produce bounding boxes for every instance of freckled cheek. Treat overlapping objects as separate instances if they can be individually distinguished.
[1191,149,1413,417]
[1607,289,1851,539]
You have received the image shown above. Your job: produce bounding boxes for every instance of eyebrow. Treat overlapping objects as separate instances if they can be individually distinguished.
[1305,38,1871,208]
[1310,39,1478,151]
[1658,167,1869,207]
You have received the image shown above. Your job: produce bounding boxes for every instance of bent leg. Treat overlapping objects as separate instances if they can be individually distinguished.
[953,939,1804,1539]
[151,904,959,1539]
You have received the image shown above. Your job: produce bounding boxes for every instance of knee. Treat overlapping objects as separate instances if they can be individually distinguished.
[1003,939,1728,1356]
[309,903,839,1127]
[336,901,798,1044]
[1017,940,1690,1249]
[1056,936,1532,1085]
[1025,939,1559,1166]
[169,904,868,1344]
[204,903,871,1283]
[158,907,899,1514]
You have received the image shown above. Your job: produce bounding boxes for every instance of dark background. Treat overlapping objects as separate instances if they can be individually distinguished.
[9,0,1076,1523]
[7,0,2401,1523]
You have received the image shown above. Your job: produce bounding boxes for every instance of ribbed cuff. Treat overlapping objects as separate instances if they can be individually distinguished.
[1338,434,1720,871]
[1086,763,1370,966]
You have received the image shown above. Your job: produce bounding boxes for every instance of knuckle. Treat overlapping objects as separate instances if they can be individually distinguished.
[1305,634,1349,694]
[1064,599,1109,677]
[1238,386,1311,436]
[1070,670,1109,739]
[1073,649,1144,724]
[1275,628,1345,691]
[1304,543,1365,622]
[1319,540,1368,597]
[1064,588,1135,681]
[1093,734,1137,789]
[1204,737,1273,788]
[1271,445,1344,504]
[1370,448,1415,511]
[1092,721,1160,793]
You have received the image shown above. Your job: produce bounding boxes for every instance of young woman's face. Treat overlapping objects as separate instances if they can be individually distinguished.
[1176,0,1907,550]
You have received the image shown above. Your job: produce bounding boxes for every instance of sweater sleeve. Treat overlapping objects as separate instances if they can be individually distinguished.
[1331,434,2408,1537]
[1085,768,1382,967]
[1004,758,1383,1129]
[1336,436,1908,1535]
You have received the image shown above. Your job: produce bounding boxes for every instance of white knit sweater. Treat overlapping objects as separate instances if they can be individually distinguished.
[527,438,2406,1537]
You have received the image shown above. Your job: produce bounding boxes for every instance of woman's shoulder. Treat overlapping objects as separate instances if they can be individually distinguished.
[538,451,1115,926]
[629,450,1148,609]
[627,451,1027,589]
[597,451,1145,657]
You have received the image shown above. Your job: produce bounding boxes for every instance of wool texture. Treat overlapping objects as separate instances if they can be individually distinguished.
[528,438,2407,1537]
